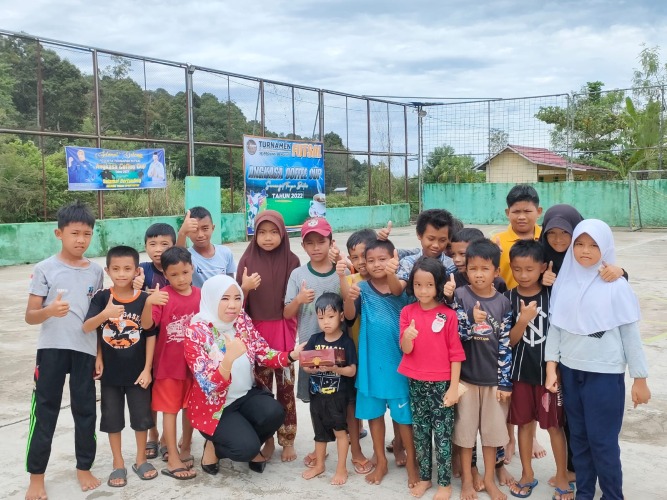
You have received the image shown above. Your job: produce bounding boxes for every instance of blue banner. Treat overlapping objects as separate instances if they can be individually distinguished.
[243,136,325,235]
[65,147,167,191]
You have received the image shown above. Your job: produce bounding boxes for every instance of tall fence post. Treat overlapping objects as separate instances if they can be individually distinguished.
[367,99,372,206]
[417,106,425,212]
[92,49,104,218]
[186,65,195,176]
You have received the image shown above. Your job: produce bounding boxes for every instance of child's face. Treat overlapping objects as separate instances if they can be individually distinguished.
[255,221,281,252]
[545,228,572,253]
[106,256,139,289]
[164,261,194,293]
[348,243,368,277]
[317,306,344,335]
[55,222,94,259]
[217,284,243,324]
[505,201,542,237]
[301,232,332,264]
[510,256,547,290]
[466,256,499,293]
[573,233,601,268]
[192,216,214,249]
[412,269,437,305]
[417,224,450,258]
[365,247,392,279]
[145,235,174,267]
[450,241,469,273]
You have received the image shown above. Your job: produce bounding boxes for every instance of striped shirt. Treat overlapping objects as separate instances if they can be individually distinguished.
[396,250,457,281]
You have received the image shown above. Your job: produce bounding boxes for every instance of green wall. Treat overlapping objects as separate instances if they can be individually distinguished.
[0,204,410,267]
[423,181,631,226]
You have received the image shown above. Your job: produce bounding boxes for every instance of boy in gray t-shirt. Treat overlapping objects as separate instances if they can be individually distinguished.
[24,202,104,500]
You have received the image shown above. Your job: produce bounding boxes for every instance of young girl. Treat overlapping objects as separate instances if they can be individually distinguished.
[545,219,651,500]
[236,210,301,462]
[398,257,466,500]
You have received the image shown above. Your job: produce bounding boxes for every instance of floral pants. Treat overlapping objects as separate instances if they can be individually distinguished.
[256,364,296,446]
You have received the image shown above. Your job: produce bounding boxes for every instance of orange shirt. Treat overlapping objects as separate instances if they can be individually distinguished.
[493,224,542,289]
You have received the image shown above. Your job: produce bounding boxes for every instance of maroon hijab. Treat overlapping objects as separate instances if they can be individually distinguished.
[237,210,301,321]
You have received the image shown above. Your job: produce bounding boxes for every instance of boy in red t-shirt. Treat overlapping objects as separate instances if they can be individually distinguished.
[141,246,200,480]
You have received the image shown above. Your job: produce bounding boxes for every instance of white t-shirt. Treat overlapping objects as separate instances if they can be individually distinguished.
[188,245,237,288]
[224,353,254,407]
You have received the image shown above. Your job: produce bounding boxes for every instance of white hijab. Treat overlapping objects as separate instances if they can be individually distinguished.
[191,275,244,334]
[550,219,640,336]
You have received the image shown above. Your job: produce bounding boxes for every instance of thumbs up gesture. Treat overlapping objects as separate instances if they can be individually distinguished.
[336,257,350,277]
[222,333,247,362]
[147,283,169,306]
[377,220,393,241]
[179,209,198,238]
[493,235,502,250]
[328,241,341,264]
[598,261,624,282]
[241,267,261,291]
[443,273,456,299]
[385,249,400,276]
[519,299,539,323]
[104,295,125,320]
[542,260,557,286]
[133,266,145,290]
[49,292,70,318]
[297,280,315,305]
[347,283,361,302]
[404,319,419,341]
[473,301,487,324]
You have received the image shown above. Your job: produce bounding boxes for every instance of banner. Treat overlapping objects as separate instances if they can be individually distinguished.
[243,136,325,235]
[64,147,167,191]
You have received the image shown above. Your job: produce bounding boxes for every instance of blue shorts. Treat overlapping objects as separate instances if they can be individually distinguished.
[355,392,412,425]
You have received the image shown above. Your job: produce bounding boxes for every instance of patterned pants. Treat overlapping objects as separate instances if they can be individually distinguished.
[409,379,454,487]
[256,364,296,446]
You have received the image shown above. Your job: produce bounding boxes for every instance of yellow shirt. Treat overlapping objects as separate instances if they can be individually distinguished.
[345,273,365,350]
[494,224,542,289]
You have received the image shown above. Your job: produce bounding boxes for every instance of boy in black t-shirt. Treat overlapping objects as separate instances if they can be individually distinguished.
[84,246,157,487]
[133,223,176,292]
[301,293,357,486]
[504,240,572,499]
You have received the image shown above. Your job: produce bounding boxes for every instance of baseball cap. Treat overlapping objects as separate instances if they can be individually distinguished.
[301,217,332,238]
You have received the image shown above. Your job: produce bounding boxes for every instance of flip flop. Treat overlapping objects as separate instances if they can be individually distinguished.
[552,485,575,500]
[386,439,395,453]
[107,467,127,488]
[359,429,368,439]
[510,478,538,498]
[145,440,158,460]
[159,445,169,462]
[161,467,196,480]
[303,452,329,468]
[132,462,157,480]
[180,455,195,470]
[352,458,375,474]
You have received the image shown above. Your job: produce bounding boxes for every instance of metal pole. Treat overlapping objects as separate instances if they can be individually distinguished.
[36,42,47,221]
[318,90,324,142]
[487,100,491,161]
[227,77,234,211]
[417,106,424,212]
[404,105,408,202]
[387,102,392,204]
[229,147,234,212]
[367,99,372,206]
[659,85,665,170]
[92,50,104,218]
[291,86,296,138]
[260,80,265,136]
[186,65,195,175]
[346,96,350,206]
[566,94,574,181]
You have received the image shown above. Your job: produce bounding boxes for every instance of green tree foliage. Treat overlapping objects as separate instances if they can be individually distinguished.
[422,145,484,184]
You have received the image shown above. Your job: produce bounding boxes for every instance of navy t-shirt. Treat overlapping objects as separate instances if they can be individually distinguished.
[304,331,357,397]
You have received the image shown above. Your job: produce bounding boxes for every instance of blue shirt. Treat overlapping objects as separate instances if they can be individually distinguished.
[396,250,457,281]
[188,245,237,288]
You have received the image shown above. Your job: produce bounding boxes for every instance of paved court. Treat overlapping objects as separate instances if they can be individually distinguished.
[1,224,665,499]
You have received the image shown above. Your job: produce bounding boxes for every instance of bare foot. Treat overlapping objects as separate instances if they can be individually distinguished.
[331,468,348,485]
[393,446,407,467]
[503,441,515,464]
[432,485,452,500]
[365,460,388,485]
[76,469,101,492]
[532,437,547,459]
[302,465,325,480]
[25,474,47,500]
[407,461,420,489]
[483,478,507,500]
[409,480,432,498]
[460,479,479,500]
[472,466,485,492]
[495,464,515,486]
[261,438,275,461]
[281,444,297,462]
[548,471,576,487]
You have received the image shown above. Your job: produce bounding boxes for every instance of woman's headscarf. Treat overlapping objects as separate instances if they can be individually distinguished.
[550,219,640,336]
[236,210,300,321]
[539,204,584,273]
[192,275,244,334]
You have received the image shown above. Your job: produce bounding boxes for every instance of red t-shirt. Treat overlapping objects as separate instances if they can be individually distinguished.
[398,302,466,382]
[152,285,201,380]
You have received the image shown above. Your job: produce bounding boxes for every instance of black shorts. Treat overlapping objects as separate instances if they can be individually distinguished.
[100,384,154,433]
[310,392,349,442]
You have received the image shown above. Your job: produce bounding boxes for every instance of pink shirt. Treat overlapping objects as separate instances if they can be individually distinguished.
[398,302,466,382]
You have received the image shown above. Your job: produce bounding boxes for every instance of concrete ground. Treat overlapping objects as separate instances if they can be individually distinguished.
[1,224,666,500]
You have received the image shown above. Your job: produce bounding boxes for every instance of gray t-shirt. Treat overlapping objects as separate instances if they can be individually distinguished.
[189,245,237,288]
[28,255,104,356]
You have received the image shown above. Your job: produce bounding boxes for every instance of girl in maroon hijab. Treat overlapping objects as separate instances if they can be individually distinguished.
[237,210,301,462]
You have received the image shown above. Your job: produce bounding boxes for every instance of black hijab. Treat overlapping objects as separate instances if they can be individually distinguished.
[539,204,584,273]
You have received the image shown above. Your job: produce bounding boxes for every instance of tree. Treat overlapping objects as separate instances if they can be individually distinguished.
[423,145,483,183]
[489,128,509,155]
[632,44,667,102]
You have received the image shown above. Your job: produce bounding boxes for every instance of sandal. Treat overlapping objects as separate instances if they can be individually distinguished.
[145,440,158,460]
[132,462,157,480]
[161,467,196,480]
[303,452,329,468]
[352,458,375,474]
[510,479,538,498]
[552,485,575,500]
[159,445,169,462]
[107,467,127,488]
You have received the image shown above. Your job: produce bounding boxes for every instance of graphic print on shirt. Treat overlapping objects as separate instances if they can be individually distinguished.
[309,344,345,395]
[520,306,547,346]
[166,313,195,344]
[103,312,142,349]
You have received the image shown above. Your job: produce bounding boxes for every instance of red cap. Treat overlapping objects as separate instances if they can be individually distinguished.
[301,217,332,238]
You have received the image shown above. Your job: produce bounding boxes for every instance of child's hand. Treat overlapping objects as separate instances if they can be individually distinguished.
[493,235,502,250]
[519,299,539,323]
[328,241,341,264]
[94,357,103,380]
[443,273,456,299]
[133,267,145,290]
[473,301,487,323]
[443,385,460,407]
[297,280,315,304]
[631,378,651,408]
[404,319,419,342]
[242,267,261,291]
[385,249,400,276]
[598,261,624,282]
[134,369,152,389]
[544,371,559,393]
[542,261,556,286]
[347,284,361,302]
[223,333,247,361]
[336,258,349,277]
[48,292,70,318]
[104,295,125,320]
[147,283,169,306]
[179,209,198,237]
[377,220,392,241]
[496,389,511,403]
[302,366,318,374]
